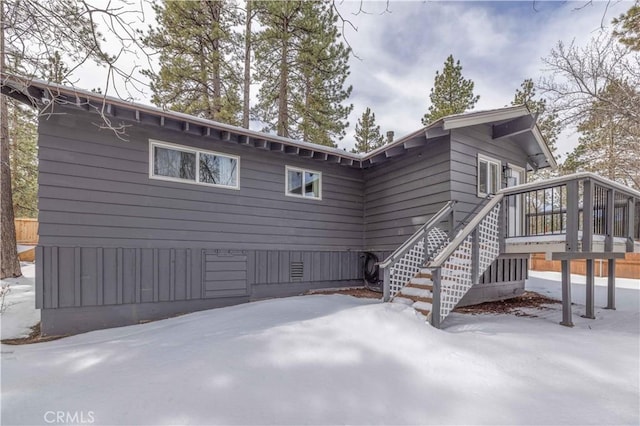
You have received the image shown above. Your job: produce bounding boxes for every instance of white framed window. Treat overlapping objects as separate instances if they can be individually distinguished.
[285,166,322,200]
[477,154,501,197]
[149,140,239,190]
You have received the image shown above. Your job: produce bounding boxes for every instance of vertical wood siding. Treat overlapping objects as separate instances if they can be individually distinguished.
[36,246,362,309]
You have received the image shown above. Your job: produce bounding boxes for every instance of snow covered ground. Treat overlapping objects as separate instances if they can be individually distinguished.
[1,270,638,425]
[0,263,39,339]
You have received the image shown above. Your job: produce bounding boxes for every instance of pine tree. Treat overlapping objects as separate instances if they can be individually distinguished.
[421,55,479,125]
[511,78,559,154]
[143,0,242,125]
[563,80,640,189]
[8,99,38,218]
[242,0,255,128]
[293,1,352,146]
[43,51,70,84]
[613,3,640,51]
[253,0,352,146]
[351,107,384,153]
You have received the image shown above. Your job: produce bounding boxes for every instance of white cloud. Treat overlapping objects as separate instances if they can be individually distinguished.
[335,0,631,154]
[68,0,631,157]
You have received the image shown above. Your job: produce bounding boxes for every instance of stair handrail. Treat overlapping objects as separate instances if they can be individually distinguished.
[429,194,504,269]
[378,200,456,269]
[426,194,492,263]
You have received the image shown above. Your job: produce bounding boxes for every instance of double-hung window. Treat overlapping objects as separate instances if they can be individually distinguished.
[477,154,500,197]
[150,140,239,189]
[286,166,321,200]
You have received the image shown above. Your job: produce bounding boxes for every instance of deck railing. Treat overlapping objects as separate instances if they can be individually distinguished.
[426,172,640,327]
[503,173,640,251]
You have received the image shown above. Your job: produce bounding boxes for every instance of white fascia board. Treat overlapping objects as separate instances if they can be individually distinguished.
[532,125,558,170]
[442,106,530,130]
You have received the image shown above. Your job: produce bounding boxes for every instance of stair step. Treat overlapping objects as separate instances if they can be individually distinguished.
[409,295,433,304]
[399,286,432,299]
[392,296,414,306]
[412,300,433,312]
[409,277,433,285]
[414,307,431,317]
[406,282,433,291]
[415,271,432,279]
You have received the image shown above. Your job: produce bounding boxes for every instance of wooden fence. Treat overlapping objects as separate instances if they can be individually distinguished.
[530,253,640,279]
[15,218,38,261]
[15,218,39,244]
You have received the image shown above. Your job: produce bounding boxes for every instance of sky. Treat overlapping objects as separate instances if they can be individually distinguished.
[74,0,632,160]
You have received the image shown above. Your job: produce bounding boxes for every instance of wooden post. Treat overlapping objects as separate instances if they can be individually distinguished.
[605,189,615,252]
[606,259,616,310]
[582,179,595,320]
[582,259,595,319]
[565,180,579,252]
[382,267,390,302]
[560,260,574,327]
[430,268,441,328]
[582,179,593,251]
[499,200,507,254]
[471,228,479,284]
[627,197,635,252]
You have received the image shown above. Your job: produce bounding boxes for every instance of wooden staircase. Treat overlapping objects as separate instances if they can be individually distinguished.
[381,173,640,328]
[391,268,434,318]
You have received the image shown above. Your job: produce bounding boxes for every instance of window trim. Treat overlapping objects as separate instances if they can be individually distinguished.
[477,153,501,197]
[285,165,322,200]
[149,139,240,190]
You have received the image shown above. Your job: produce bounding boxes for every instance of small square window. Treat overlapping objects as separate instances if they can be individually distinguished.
[286,166,321,200]
[477,154,501,197]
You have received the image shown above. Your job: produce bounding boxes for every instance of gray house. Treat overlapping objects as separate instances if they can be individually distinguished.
[3,75,637,335]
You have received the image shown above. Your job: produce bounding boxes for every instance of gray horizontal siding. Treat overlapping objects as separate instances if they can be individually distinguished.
[364,139,451,251]
[37,108,365,251]
[449,125,529,224]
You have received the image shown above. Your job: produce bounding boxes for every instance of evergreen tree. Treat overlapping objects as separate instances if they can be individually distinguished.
[8,99,38,218]
[242,0,255,128]
[43,51,70,84]
[351,107,384,153]
[421,54,479,125]
[293,1,352,146]
[562,80,640,189]
[511,78,559,154]
[253,0,352,146]
[613,3,640,51]
[143,0,242,125]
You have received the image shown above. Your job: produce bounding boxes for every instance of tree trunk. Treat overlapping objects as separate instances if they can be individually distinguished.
[210,0,221,119]
[1,0,22,278]
[277,25,288,138]
[242,0,251,129]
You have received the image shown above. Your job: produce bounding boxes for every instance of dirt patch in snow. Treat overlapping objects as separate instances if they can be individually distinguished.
[1,323,68,345]
[307,287,382,299]
[454,291,561,317]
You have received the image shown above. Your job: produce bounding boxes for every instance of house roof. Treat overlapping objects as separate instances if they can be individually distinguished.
[363,105,557,170]
[1,74,556,170]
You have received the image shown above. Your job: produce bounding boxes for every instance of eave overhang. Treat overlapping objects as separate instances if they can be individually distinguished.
[1,75,557,171]
[1,74,365,168]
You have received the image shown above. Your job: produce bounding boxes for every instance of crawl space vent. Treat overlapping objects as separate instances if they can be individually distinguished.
[290,262,304,282]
